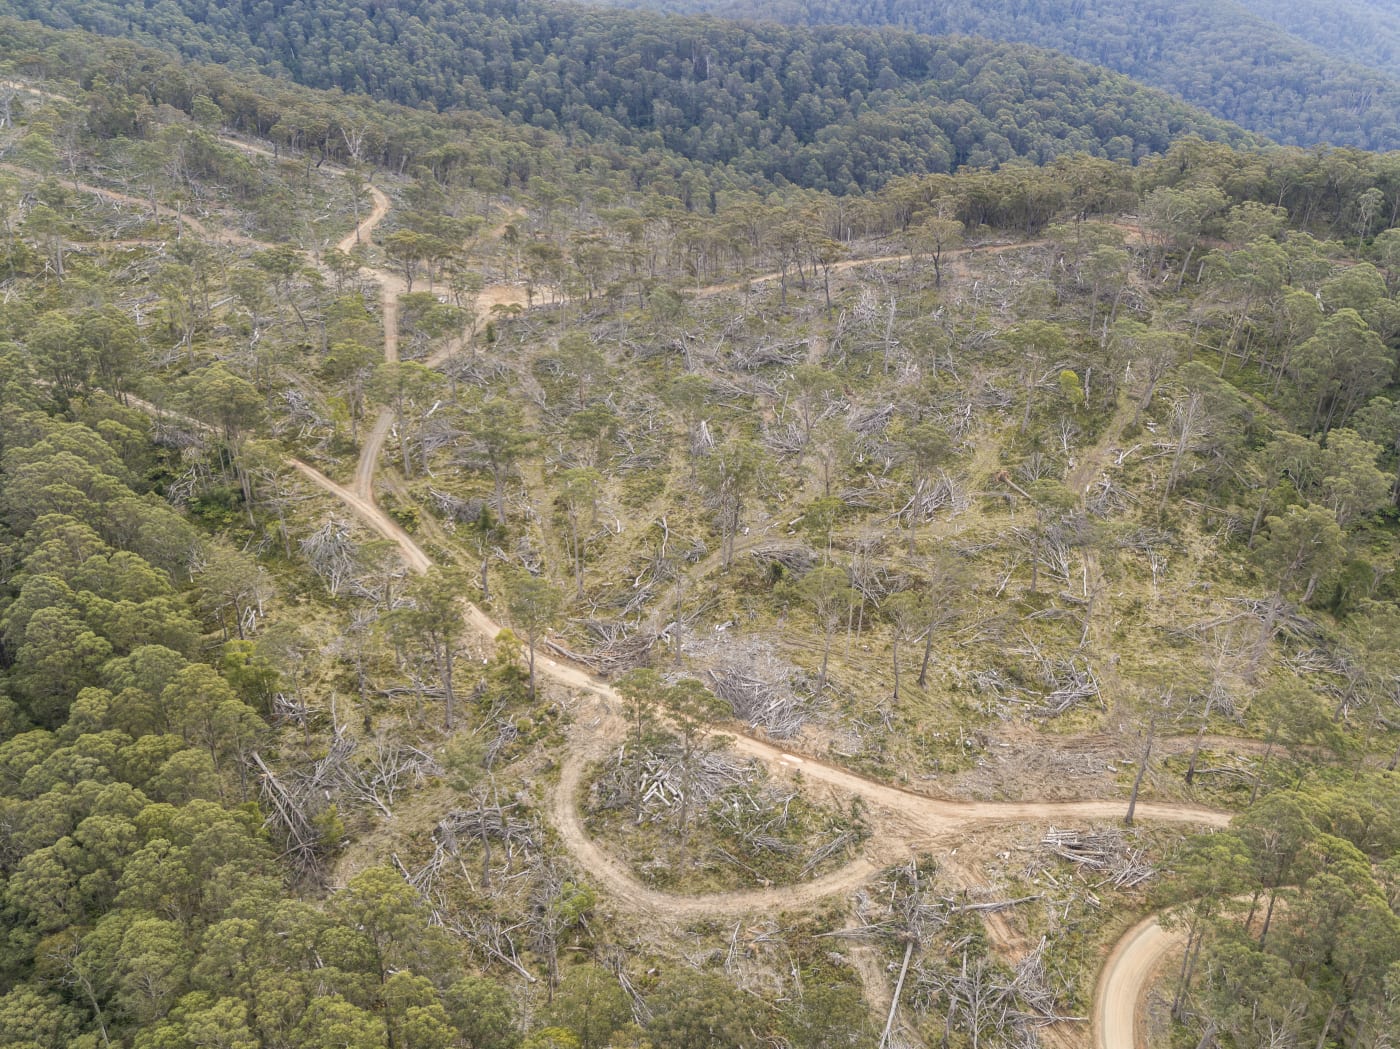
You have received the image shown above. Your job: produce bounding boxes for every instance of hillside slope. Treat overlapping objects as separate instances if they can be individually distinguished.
[601,0,1400,151]
[0,0,1255,192]
[1238,0,1400,77]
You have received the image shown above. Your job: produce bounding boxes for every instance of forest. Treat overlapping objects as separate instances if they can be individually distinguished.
[607,0,1400,153]
[0,4,1398,1049]
[0,0,1256,192]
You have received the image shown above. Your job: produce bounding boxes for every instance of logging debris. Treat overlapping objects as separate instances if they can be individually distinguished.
[1037,826,1157,888]
[690,634,814,738]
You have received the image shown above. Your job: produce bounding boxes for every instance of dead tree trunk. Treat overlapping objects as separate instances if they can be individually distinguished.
[1125,714,1157,826]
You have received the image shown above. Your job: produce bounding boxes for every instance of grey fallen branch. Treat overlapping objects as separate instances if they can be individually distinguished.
[1039,826,1157,888]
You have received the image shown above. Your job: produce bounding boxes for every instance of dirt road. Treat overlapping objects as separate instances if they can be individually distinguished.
[1093,914,1181,1049]
[289,458,431,574]
[92,138,1225,1047]
[338,185,391,255]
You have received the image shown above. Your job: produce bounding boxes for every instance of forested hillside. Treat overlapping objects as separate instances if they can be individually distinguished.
[0,0,1256,192]
[1237,0,1400,77]
[604,0,1400,151]
[0,9,1398,1049]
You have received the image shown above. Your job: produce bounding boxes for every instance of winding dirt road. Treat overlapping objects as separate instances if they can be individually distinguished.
[80,132,1223,1048]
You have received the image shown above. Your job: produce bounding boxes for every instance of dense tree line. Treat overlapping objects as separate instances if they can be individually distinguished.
[0,394,493,1047]
[610,0,1400,152]
[0,0,1253,192]
[1163,780,1400,1049]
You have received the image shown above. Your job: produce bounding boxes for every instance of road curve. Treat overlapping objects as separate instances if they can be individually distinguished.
[182,155,1225,1049]
[1094,914,1182,1049]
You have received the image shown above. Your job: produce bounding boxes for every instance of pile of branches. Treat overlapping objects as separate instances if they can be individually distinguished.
[278,386,335,442]
[343,737,442,817]
[151,417,205,450]
[836,481,889,510]
[610,427,665,474]
[962,668,1027,711]
[591,627,663,674]
[761,420,806,459]
[591,744,755,819]
[708,783,865,874]
[940,401,976,442]
[747,541,818,576]
[1022,654,1101,717]
[1117,527,1174,586]
[690,635,812,738]
[1179,598,1319,646]
[901,470,971,523]
[847,402,896,437]
[1039,827,1157,888]
[973,376,1015,409]
[443,353,511,387]
[395,798,542,903]
[483,718,520,770]
[847,858,949,944]
[416,415,471,460]
[300,517,358,597]
[252,732,442,882]
[709,787,803,856]
[428,487,489,524]
[913,946,1063,1047]
[1043,657,1101,714]
[1086,475,1136,517]
[544,620,663,675]
[731,341,805,370]
[436,807,539,855]
[253,748,334,884]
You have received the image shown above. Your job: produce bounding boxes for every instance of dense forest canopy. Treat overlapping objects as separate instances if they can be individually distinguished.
[602,0,1400,152]
[0,0,1257,192]
[1237,0,1400,77]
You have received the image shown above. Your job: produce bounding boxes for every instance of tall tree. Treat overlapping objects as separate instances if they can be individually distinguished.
[555,468,602,598]
[503,572,561,700]
[394,569,469,730]
[788,565,855,692]
[699,436,762,570]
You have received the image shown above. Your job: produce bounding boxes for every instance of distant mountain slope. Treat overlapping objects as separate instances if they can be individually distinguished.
[1237,0,1400,78]
[0,0,1255,192]
[598,0,1400,151]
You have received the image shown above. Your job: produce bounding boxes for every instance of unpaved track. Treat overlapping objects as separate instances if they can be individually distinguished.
[337,184,392,256]
[551,726,893,917]
[690,240,1039,298]
[0,162,261,247]
[1093,915,1181,1049]
[355,412,395,499]
[290,424,1231,893]
[94,144,1226,1047]
[288,458,431,574]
